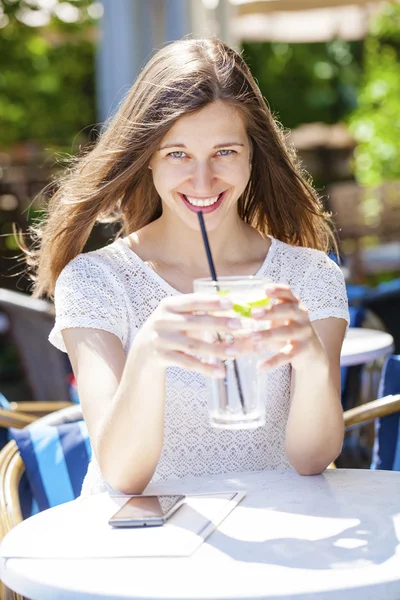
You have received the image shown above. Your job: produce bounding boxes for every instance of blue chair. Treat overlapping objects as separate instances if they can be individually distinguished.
[0,404,89,520]
[342,354,400,470]
[371,355,400,470]
[346,283,370,305]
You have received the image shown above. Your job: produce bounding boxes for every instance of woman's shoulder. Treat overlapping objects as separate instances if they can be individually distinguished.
[270,238,349,322]
[271,238,340,274]
[51,240,129,352]
[58,239,129,284]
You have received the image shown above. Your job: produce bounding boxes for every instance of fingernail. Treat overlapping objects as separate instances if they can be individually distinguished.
[227,318,241,329]
[252,332,263,341]
[251,307,265,318]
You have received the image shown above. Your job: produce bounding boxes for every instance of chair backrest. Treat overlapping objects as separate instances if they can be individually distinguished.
[363,280,400,354]
[371,355,400,471]
[0,404,85,525]
[0,288,71,401]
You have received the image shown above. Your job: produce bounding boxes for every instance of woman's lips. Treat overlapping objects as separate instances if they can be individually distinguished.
[178,190,227,214]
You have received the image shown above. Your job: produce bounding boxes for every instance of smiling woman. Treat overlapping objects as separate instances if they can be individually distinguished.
[21,37,349,496]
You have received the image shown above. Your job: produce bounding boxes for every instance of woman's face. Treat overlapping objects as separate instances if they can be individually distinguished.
[149,101,252,232]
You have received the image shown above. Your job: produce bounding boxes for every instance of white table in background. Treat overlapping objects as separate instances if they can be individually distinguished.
[340,327,394,367]
[1,469,400,600]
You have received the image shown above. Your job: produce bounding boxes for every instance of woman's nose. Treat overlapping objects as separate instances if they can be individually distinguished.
[190,162,215,193]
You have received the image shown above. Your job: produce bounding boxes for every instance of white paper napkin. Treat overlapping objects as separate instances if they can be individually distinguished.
[1,492,246,559]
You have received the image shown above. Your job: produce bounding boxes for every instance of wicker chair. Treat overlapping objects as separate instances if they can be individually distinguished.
[0,404,83,600]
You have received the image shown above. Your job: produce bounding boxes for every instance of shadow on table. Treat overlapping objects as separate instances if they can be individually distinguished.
[196,473,399,571]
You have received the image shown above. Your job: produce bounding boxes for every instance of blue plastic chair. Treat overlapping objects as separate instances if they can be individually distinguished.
[371,355,400,471]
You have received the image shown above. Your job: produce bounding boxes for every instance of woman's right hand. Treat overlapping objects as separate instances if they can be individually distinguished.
[135,294,246,378]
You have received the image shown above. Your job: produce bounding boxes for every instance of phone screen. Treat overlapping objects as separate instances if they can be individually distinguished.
[109,495,185,527]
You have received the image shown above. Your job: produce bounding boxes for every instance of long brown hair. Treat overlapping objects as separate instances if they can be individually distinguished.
[26,37,335,298]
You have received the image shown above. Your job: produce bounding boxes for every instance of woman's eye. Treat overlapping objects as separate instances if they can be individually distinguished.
[168,151,186,159]
[216,149,235,156]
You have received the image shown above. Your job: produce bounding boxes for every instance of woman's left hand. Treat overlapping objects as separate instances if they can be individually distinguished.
[251,284,326,371]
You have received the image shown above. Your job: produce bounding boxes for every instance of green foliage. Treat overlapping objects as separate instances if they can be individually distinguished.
[242,39,363,129]
[0,0,98,151]
[348,3,400,186]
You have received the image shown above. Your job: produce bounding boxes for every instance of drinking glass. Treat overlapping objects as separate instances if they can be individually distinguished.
[194,276,271,430]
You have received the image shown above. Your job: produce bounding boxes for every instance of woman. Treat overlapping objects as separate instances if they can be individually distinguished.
[27,38,349,495]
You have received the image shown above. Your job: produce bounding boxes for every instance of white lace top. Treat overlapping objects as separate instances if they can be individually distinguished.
[49,236,349,495]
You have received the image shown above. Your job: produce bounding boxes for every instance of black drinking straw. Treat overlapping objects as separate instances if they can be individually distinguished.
[197,211,246,413]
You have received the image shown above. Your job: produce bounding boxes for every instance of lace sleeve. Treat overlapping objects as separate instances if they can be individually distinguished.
[299,251,350,325]
[49,254,126,352]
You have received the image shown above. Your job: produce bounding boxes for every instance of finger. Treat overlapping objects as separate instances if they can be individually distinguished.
[162,294,233,314]
[155,312,242,334]
[159,349,226,379]
[252,301,307,322]
[264,284,298,303]
[154,331,242,360]
[258,340,307,370]
[252,323,312,350]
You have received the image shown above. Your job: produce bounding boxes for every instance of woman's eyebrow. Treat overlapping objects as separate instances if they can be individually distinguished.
[158,142,245,151]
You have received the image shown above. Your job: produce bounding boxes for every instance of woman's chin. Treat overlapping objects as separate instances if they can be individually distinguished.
[188,213,224,233]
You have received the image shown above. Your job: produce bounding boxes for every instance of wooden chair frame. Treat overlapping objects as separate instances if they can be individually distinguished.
[0,402,74,430]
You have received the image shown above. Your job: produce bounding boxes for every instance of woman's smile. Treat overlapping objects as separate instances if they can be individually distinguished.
[178,190,228,213]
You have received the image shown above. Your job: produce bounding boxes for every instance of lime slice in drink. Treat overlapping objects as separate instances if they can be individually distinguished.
[232,297,270,318]
[217,290,270,318]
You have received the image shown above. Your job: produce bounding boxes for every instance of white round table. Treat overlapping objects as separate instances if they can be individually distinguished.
[1,469,400,600]
[340,328,394,367]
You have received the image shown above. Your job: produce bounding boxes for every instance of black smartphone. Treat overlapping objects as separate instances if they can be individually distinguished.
[108,494,185,528]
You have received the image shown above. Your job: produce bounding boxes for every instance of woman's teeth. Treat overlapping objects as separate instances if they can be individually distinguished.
[184,194,221,207]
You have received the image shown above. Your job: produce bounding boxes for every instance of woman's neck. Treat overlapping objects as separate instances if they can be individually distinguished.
[135,215,264,274]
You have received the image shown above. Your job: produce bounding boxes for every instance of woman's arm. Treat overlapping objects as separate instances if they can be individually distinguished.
[251,284,347,475]
[285,317,346,475]
[63,293,245,494]
[63,327,166,495]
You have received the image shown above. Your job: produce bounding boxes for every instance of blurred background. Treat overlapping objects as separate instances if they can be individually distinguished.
[0,0,399,441]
